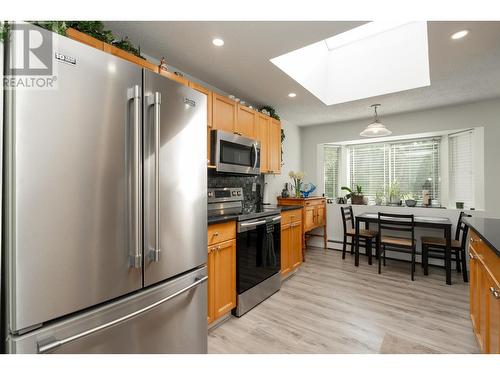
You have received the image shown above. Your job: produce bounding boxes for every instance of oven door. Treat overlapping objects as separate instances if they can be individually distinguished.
[236,216,281,295]
[212,130,260,175]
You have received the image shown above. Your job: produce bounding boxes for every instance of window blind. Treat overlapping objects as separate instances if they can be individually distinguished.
[449,130,474,209]
[323,146,340,198]
[347,138,441,204]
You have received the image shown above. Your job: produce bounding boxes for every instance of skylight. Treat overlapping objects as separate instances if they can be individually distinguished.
[270,21,430,106]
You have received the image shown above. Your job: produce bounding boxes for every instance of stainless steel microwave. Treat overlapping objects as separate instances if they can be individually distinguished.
[211,130,260,175]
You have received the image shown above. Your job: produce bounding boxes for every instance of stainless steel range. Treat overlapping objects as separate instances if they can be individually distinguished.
[208,188,281,316]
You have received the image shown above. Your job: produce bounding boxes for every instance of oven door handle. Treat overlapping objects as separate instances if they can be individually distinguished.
[240,219,267,227]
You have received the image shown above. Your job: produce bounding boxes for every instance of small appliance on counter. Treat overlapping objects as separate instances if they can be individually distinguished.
[208,187,281,316]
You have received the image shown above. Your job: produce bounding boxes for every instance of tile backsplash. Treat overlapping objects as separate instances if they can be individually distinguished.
[208,170,265,211]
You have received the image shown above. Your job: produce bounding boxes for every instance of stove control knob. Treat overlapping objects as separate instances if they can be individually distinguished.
[232,191,237,196]
[237,191,241,196]
[208,192,213,197]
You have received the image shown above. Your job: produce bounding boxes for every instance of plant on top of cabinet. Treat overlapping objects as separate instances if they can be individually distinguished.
[260,105,280,121]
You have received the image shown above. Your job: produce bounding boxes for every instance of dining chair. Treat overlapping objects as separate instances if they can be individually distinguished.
[377,213,417,280]
[421,212,471,282]
[340,206,378,265]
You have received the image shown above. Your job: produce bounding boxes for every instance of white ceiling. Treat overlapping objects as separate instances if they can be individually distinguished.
[106,21,500,126]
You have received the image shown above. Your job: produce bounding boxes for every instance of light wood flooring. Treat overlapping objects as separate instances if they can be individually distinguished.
[208,246,479,353]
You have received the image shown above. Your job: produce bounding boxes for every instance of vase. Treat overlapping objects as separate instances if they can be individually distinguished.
[294,180,301,198]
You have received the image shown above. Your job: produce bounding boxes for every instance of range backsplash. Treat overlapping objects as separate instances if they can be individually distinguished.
[208,170,265,212]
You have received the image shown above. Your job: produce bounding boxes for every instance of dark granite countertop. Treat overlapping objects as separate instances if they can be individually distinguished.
[464,217,500,257]
[207,215,238,225]
[276,205,303,212]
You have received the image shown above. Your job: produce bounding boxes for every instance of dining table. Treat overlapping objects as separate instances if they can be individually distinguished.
[354,212,454,285]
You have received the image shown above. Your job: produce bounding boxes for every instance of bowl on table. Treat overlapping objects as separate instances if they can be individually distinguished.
[405,199,417,207]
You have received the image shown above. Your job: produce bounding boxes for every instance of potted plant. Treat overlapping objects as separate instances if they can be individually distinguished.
[387,181,401,205]
[341,185,365,205]
[402,193,417,207]
[289,171,305,198]
[375,190,384,206]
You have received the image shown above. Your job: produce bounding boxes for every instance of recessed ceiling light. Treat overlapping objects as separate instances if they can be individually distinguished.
[451,30,468,40]
[212,38,224,47]
[288,92,297,98]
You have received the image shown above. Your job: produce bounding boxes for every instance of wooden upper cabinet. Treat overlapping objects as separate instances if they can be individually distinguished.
[236,104,256,139]
[257,114,270,173]
[213,93,237,133]
[269,119,281,174]
[188,82,213,127]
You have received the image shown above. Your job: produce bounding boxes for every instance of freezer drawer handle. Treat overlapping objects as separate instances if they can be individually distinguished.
[128,85,142,268]
[37,275,208,354]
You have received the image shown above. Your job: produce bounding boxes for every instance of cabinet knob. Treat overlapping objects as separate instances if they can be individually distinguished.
[490,287,500,299]
[469,253,475,259]
[213,232,219,237]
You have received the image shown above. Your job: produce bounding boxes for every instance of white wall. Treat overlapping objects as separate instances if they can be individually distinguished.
[300,98,500,264]
[301,98,500,218]
[263,119,302,204]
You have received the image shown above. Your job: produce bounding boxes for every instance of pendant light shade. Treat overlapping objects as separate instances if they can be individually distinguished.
[360,104,392,137]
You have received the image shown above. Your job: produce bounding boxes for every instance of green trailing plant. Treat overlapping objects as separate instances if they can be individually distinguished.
[111,36,144,59]
[280,128,285,166]
[31,21,68,36]
[32,21,144,58]
[260,106,280,121]
[1,22,10,43]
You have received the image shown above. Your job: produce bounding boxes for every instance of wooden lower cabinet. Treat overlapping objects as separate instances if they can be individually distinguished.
[468,230,500,353]
[280,209,303,278]
[277,197,327,253]
[207,221,236,325]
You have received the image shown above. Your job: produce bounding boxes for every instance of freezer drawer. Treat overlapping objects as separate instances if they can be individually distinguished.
[7,267,208,354]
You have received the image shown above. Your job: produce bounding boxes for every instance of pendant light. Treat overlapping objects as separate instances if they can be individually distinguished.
[360,104,392,137]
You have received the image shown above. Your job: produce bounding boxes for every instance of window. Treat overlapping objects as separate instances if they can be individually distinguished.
[449,130,474,209]
[347,138,441,204]
[323,146,340,198]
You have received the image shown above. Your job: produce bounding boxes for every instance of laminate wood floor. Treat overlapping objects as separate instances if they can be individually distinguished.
[208,246,479,353]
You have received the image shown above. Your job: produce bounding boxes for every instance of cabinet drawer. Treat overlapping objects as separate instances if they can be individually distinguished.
[470,231,500,282]
[281,209,302,225]
[208,221,236,246]
[304,199,325,206]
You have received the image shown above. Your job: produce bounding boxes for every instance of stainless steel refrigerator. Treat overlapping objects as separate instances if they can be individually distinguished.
[2,25,208,353]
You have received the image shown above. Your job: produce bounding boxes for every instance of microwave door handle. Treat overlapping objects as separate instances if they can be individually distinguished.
[252,143,258,169]
[128,85,142,268]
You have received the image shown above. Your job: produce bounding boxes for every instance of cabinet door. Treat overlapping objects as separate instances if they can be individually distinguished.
[316,205,325,226]
[213,93,236,133]
[236,105,256,138]
[479,262,489,352]
[304,206,315,232]
[257,114,270,173]
[207,247,215,324]
[214,239,236,319]
[269,119,281,174]
[281,223,292,275]
[469,246,481,337]
[188,82,213,127]
[486,271,500,353]
[291,222,303,269]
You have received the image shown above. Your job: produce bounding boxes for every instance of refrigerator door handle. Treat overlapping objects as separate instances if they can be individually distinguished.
[148,92,162,263]
[128,85,142,268]
[36,275,208,354]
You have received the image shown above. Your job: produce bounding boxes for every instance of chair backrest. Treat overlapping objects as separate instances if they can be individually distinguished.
[378,212,415,243]
[340,206,355,234]
[456,211,472,249]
